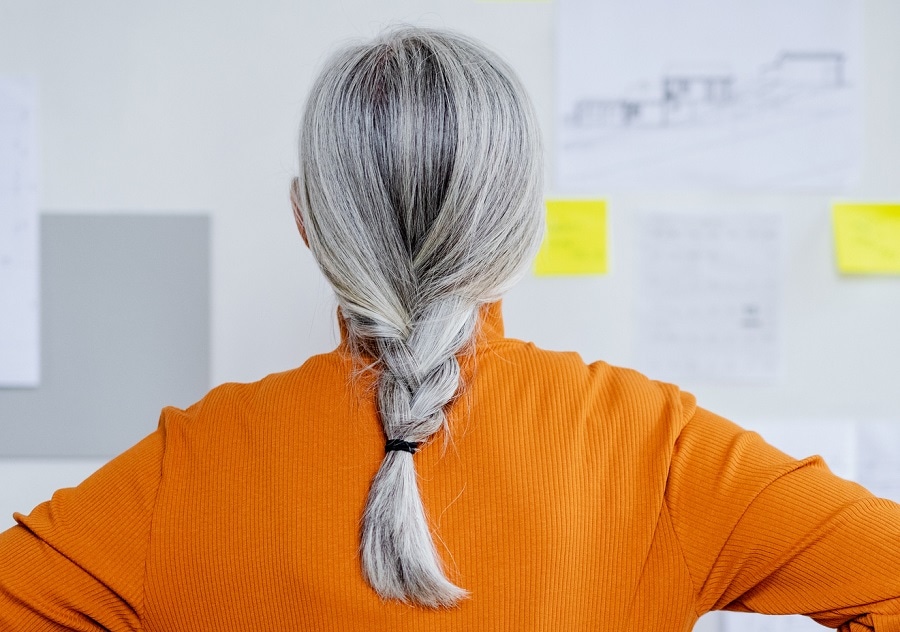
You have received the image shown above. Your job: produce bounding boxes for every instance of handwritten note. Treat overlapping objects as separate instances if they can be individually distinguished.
[0,77,40,387]
[832,202,900,274]
[634,212,783,383]
[533,199,607,276]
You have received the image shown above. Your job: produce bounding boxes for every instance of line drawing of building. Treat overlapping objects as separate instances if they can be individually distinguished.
[762,52,845,89]
[565,51,847,130]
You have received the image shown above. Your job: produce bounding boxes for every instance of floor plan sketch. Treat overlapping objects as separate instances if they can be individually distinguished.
[557,0,863,191]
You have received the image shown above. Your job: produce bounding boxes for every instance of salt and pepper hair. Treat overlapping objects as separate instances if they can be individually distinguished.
[294,26,544,607]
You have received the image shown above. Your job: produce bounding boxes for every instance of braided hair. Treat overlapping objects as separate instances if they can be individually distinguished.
[295,26,543,607]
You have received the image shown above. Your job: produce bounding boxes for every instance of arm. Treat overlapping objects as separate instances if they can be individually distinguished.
[0,424,164,631]
[666,402,900,630]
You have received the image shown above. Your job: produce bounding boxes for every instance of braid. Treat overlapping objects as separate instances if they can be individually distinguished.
[296,26,544,607]
[351,299,477,607]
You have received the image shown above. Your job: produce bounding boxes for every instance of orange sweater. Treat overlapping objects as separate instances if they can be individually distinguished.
[2,302,900,631]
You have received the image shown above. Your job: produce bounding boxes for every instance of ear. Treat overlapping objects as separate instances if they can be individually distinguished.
[290,177,309,248]
[294,210,310,249]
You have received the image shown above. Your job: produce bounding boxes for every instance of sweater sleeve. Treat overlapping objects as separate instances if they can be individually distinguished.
[0,422,165,631]
[666,401,900,631]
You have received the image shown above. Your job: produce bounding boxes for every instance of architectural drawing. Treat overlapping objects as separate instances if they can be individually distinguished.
[565,52,845,131]
[556,0,862,191]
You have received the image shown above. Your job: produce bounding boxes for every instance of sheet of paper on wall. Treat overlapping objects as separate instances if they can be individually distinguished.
[634,212,783,384]
[832,202,900,274]
[556,0,863,192]
[533,199,607,276]
[856,421,900,503]
[743,420,857,481]
[720,612,826,632]
[0,77,40,387]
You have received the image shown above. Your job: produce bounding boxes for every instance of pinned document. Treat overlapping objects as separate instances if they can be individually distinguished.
[0,76,39,387]
[533,200,607,276]
[556,0,863,192]
[856,421,900,503]
[634,212,784,383]
[832,202,900,274]
[745,420,856,481]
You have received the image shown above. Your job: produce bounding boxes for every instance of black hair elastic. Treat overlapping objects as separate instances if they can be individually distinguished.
[385,439,419,454]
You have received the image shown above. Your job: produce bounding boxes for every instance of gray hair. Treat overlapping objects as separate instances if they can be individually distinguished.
[294,26,543,607]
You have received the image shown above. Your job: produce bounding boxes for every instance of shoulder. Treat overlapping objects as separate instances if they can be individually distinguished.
[479,338,696,459]
[484,337,695,425]
[158,350,350,436]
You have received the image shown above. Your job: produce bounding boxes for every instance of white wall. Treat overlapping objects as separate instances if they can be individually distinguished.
[0,0,557,386]
[1,2,899,629]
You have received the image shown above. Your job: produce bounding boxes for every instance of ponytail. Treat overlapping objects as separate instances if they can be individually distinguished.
[296,26,544,606]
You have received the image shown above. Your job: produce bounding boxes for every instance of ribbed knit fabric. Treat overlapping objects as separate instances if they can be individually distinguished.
[2,301,900,631]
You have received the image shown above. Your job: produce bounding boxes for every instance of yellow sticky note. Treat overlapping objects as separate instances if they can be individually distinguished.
[833,202,900,274]
[533,200,607,276]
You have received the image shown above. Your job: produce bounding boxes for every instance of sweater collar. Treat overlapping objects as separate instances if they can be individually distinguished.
[336,300,506,348]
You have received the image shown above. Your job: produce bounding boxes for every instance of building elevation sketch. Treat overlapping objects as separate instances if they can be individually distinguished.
[556,0,863,192]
